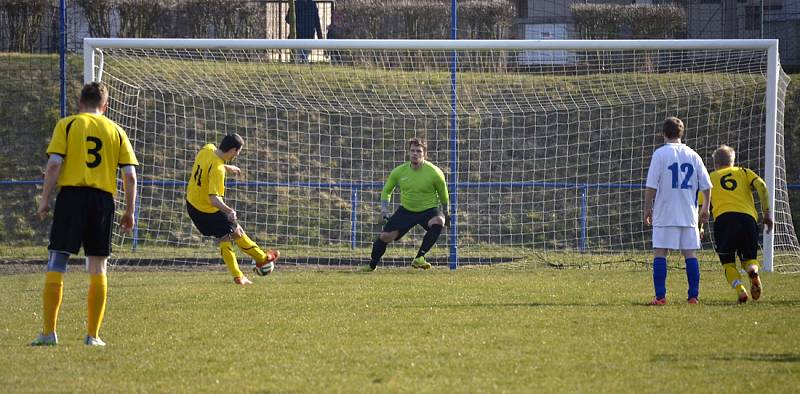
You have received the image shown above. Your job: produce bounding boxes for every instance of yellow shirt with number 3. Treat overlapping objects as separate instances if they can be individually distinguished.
[46,112,138,196]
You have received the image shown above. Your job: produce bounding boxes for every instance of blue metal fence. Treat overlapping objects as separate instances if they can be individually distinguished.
[5,180,798,254]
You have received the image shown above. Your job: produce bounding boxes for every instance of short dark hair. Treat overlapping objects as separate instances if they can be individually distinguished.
[219,133,244,152]
[80,82,108,109]
[662,117,685,139]
[408,137,427,151]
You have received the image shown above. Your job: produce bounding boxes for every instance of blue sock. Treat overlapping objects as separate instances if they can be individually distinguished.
[685,257,700,299]
[653,257,667,299]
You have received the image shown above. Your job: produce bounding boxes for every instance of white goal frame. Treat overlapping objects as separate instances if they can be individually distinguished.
[83,38,782,271]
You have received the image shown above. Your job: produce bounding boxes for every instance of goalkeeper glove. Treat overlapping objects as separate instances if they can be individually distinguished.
[380,200,390,223]
[442,207,451,227]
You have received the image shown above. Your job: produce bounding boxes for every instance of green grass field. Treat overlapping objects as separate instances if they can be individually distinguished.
[1,268,799,392]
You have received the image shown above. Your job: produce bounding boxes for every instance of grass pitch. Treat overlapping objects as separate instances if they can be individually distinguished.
[1,268,799,392]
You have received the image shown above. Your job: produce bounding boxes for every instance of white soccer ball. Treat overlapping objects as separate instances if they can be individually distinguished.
[252,260,274,276]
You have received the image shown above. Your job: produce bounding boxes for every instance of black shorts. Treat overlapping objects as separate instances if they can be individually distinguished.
[187,200,236,238]
[713,212,759,263]
[383,206,442,240]
[49,186,115,256]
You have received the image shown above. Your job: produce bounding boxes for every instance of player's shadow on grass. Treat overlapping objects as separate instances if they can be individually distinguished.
[684,299,800,307]
[398,302,616,309]
[653,353,800,363]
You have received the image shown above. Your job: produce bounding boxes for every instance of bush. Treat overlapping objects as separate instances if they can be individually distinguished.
[1,0,48,51]
[340,0,515,39]
[571,3,687,39]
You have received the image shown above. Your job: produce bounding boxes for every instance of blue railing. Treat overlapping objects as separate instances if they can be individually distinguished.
[4,180,800,261]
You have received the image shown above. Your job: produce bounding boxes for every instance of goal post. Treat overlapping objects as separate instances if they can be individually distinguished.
[83,38,798,272]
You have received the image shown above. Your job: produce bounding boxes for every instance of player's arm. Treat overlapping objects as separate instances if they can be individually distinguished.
[697,191,705,239]
[37,154,63,220]
[643,187,656,226]
[39,121,68,219]
[207,165,236,222]
[224,165,241,175]
[209,195,236,222]
[698,188,711,224]
[643,154,661,226]
[751,174,773,233]
[433,169,451,226]
[120,166,137,233]
[696,160,712,224]
[379,170,398,221]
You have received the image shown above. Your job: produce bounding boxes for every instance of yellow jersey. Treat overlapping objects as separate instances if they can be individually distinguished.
[701,166,770,220]
[186,144,226,213]
[46,112,138,196]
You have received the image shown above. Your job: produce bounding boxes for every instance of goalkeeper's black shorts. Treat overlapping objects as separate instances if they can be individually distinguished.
[187,200,236,238]
[713,212,759,263]
[383,206,442,240]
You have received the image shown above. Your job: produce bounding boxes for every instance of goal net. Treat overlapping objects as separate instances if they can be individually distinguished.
[84,38,799,272]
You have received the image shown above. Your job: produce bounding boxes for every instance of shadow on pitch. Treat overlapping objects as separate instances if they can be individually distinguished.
[652,352,800,363]
[395,301,618,309]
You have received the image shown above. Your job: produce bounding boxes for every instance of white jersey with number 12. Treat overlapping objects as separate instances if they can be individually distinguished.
[646,143,712,228]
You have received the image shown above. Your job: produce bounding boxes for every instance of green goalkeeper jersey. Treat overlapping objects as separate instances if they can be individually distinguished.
[381,161,449,212]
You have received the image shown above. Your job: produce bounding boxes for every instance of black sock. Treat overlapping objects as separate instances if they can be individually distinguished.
[417,224,443,258]
[370,238,387,268]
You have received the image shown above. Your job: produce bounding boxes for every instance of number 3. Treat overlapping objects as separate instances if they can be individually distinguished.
[86,136,103,168]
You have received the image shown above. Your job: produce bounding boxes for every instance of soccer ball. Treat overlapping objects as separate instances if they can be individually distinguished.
[252,260,274,276]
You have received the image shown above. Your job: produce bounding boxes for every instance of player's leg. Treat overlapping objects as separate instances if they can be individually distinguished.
[32,251,71,346]
[714,214,748,303]
[33,188,85,346]
[221,227,250,285]
[85,256,108,346]
[681,249,700,304]
[366,230,400,271]
[232,227,280,269]
[367,207,413,271]
[738,214,762,300]
[412,209,445,270]
[187,203,248,284]
[650,227,674,305]
[680,226,702,304]
[83,189,115,345]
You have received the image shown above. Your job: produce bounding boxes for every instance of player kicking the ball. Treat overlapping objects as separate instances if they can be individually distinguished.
[364,138,450,271]
[186,133,279,285]
[644,117,712,305]
[699,145,772,303]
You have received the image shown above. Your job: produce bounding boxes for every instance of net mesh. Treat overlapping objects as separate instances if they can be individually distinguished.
[92,42,799,272]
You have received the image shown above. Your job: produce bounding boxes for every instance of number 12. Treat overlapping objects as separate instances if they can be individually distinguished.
[668,162,694,189]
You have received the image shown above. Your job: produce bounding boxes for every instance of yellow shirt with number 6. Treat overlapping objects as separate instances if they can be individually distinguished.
[699,166,770,221]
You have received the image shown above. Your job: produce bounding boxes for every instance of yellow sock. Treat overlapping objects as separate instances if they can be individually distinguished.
[235,234,267,264]
[220,241,243,279]
[742,259,760,274]
[723,263,743,291]
[42,271,64,335]
[87,274,107,338]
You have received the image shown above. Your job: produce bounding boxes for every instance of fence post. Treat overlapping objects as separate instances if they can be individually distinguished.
[350,186,359,249]
[580,185,588,251]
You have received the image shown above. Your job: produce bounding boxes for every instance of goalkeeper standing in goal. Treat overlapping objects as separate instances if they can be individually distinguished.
[644,117,712,305]
[186,134,279,285]
[364,138,450,271]
[699,145,772,304]
[32,82,138,347]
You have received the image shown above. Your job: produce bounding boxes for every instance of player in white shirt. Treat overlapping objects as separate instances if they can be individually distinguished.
[643,117,711,305]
